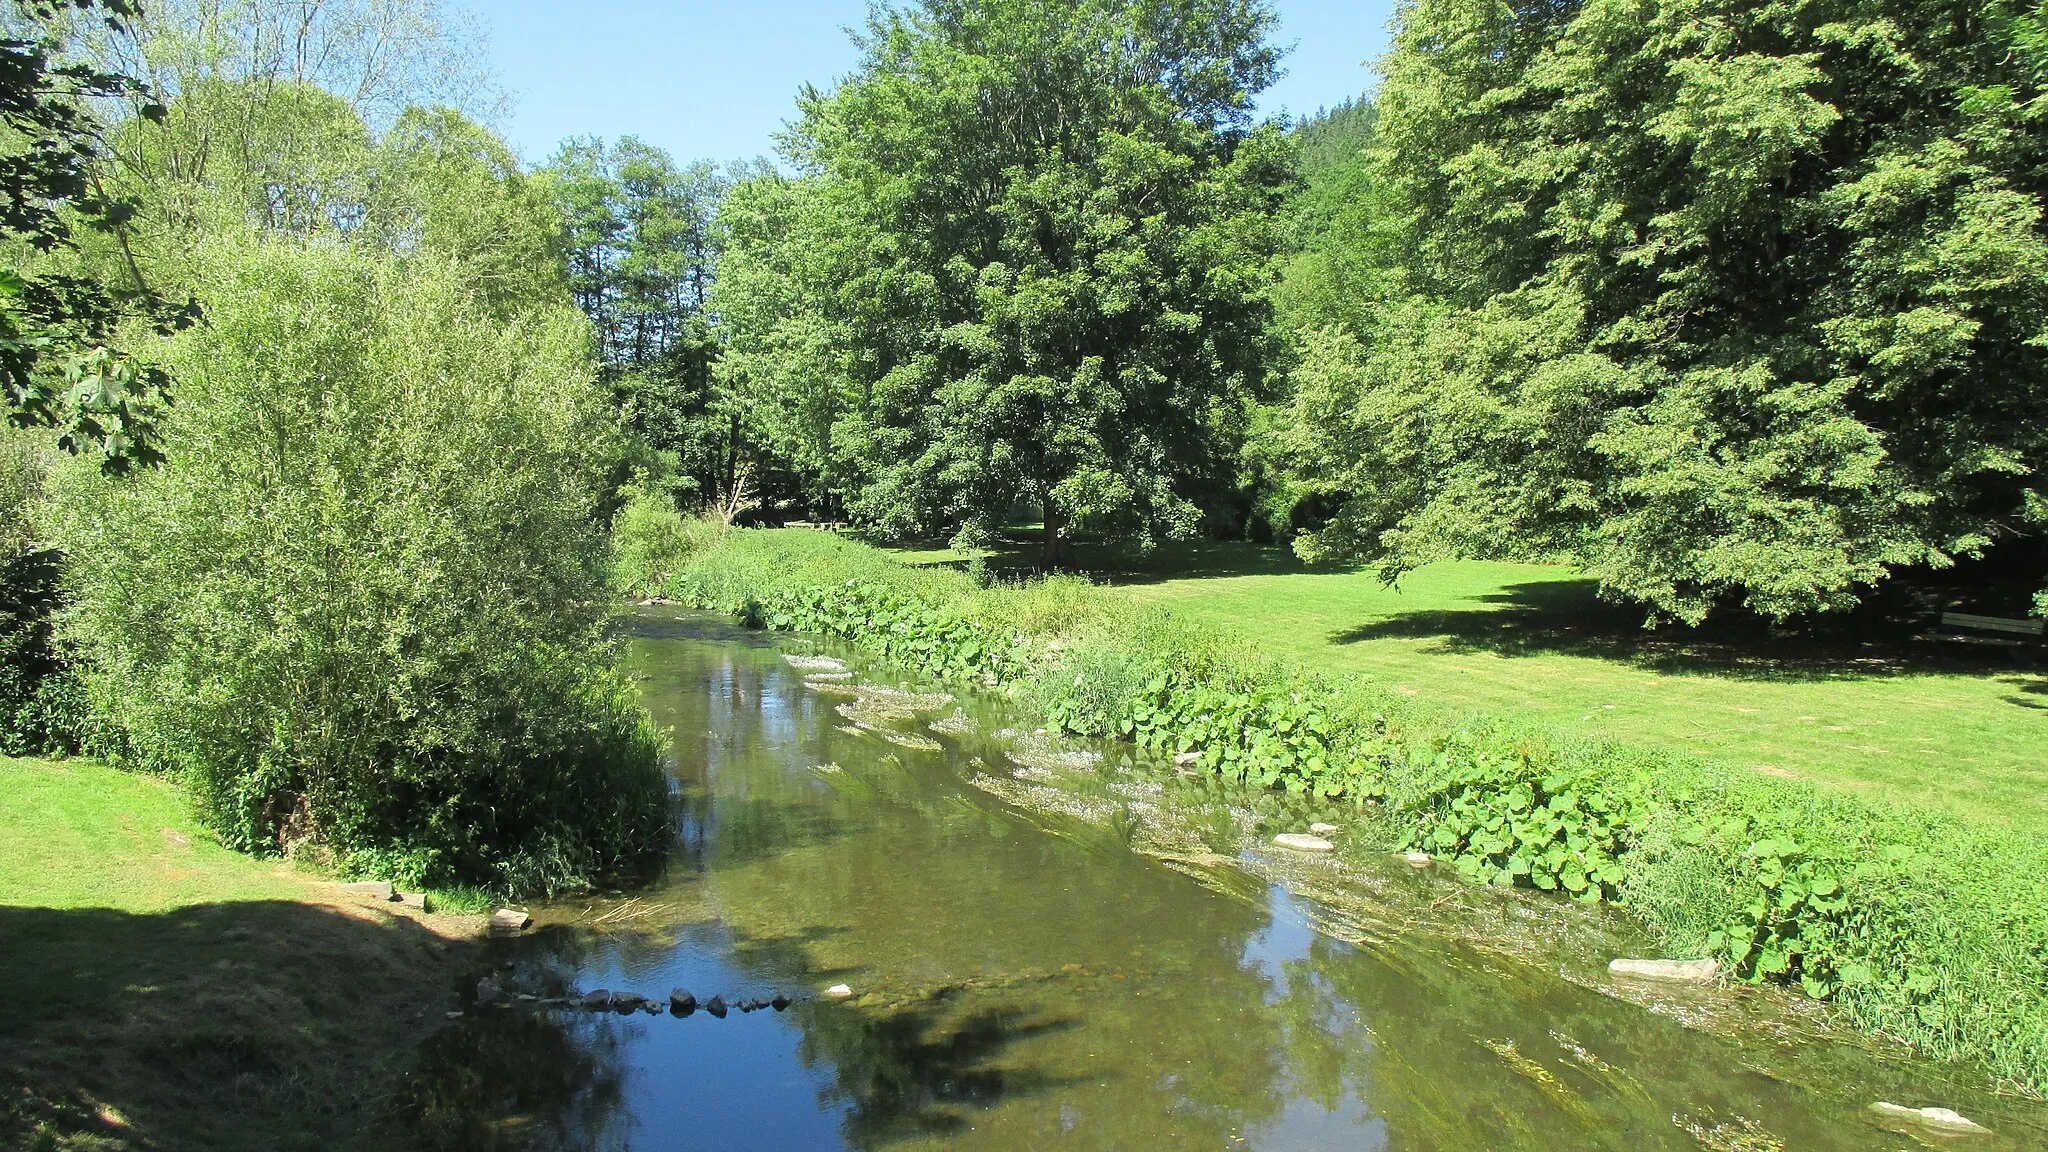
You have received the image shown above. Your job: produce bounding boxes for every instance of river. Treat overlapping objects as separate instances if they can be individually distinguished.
[386,610,2039,1150]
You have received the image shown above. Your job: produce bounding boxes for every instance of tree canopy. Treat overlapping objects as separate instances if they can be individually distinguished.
[716,0,1294,563]
[1275,0,2048,622]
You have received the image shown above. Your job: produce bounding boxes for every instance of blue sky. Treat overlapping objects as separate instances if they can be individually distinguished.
[482,0,1397,166]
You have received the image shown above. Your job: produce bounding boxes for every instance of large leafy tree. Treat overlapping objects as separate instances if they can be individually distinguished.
[1283,0,2048,622]
[720,0,1292,564]
[0,0,186,470]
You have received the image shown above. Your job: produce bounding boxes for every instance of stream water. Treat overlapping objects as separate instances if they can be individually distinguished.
[388,611,2042,1150]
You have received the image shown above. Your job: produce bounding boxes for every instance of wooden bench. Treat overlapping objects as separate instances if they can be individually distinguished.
[1938,612,2045,648]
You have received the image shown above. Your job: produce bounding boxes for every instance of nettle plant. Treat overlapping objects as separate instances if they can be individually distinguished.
[1405,758,1634,901]
[1697,825,1860,1000]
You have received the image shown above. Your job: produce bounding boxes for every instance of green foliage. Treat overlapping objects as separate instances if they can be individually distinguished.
[675,529,2048,1090]
[609,482,720,598]
[0,0,186,470]
[1405,761,1633,901]
[541,138,738,508]
[1274,0,2048,621]
[714,0,1293,560]
[47,237,669,894]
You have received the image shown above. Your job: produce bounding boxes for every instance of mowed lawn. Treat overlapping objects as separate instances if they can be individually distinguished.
[885,538,2048,835]
[0,758,475,1151]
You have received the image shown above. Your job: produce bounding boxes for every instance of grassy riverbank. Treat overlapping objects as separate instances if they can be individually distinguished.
[0,757,478,1151]
[651,526,2048,1094]
[887,538,2048,835]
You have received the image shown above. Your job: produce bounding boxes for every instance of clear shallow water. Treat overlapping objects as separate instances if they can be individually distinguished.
[388,612,2043,1150]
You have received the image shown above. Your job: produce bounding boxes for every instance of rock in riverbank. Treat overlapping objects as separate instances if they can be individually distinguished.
[1608,958,1719,983]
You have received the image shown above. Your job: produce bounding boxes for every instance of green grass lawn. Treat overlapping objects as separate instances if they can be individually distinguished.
[884,536,2048,835]
[0,758,474,1151]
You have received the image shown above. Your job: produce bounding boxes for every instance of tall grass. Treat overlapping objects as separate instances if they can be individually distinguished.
[647,524,2048,1093]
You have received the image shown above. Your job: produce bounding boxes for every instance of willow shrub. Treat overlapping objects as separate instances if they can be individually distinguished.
[50,238,670,894]
[668,528,2048,1091]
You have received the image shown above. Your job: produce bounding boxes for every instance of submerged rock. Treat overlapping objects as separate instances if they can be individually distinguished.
[823,984,853,999]
[1403,851,1433,868]
[579,989,612,1010]
[1273,833,1335,853]
[704,994,728,1018]
[771,993,792,1011]
[1608,958,1720,983]
[1870,1103,1990,1134]
[610,992,649,1013]
[783,654,848,673]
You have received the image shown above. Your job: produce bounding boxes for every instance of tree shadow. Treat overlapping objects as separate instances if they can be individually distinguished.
[0,899,511,1152]
[1330,581,2042,684]
[795,1002,1084,1148]
[878,532,1324,585]
[2001,677,2048,711]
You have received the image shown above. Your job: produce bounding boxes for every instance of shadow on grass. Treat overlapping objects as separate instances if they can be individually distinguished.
[0,899,488,1152]
[1331,581,2043,684]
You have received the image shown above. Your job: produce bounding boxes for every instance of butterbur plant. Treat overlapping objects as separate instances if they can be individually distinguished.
[1404,761,1633,901]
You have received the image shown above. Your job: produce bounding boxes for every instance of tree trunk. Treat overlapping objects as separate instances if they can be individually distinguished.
[1041,497,1073,571]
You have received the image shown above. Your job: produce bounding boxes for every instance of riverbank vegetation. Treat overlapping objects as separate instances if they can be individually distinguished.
[888,539,2048,831]
[0,0,668,895]
[627,523,2048,1093]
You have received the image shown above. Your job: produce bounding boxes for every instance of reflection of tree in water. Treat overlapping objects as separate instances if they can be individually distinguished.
[383,1010,633,1152]
[794,1003,1081,1146]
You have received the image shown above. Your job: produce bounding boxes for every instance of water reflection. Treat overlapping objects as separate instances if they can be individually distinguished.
[381,611,2042,1151]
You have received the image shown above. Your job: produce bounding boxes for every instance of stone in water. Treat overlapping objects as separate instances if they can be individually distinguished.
[824,984,853,999]
[1273,833,1334,852]
[1870,1103,1990,1134]
[1309,822,1340,835]
[487,908,530,936]
[1608,958,1719,983]
[1403,851,1433,868]
[1172,752,1201,767]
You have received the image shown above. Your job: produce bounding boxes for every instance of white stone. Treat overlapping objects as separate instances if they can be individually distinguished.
[1402,851,1433,868]
[1309,822,1340,835]
[824,984,853,999]
[784,654,847,673]
[395,891,429,911]
[1870,1103,1990,1134]
[1273,833,1334,852]
[1608,957,1720,983]
[1172,751,1201,767]
[340,880,394,900]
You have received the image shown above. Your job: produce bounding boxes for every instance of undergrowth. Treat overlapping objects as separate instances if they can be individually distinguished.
[646,524,2048,1094]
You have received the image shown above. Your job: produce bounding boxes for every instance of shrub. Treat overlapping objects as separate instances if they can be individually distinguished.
[609,483,720,597]
[48,237,670,894]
